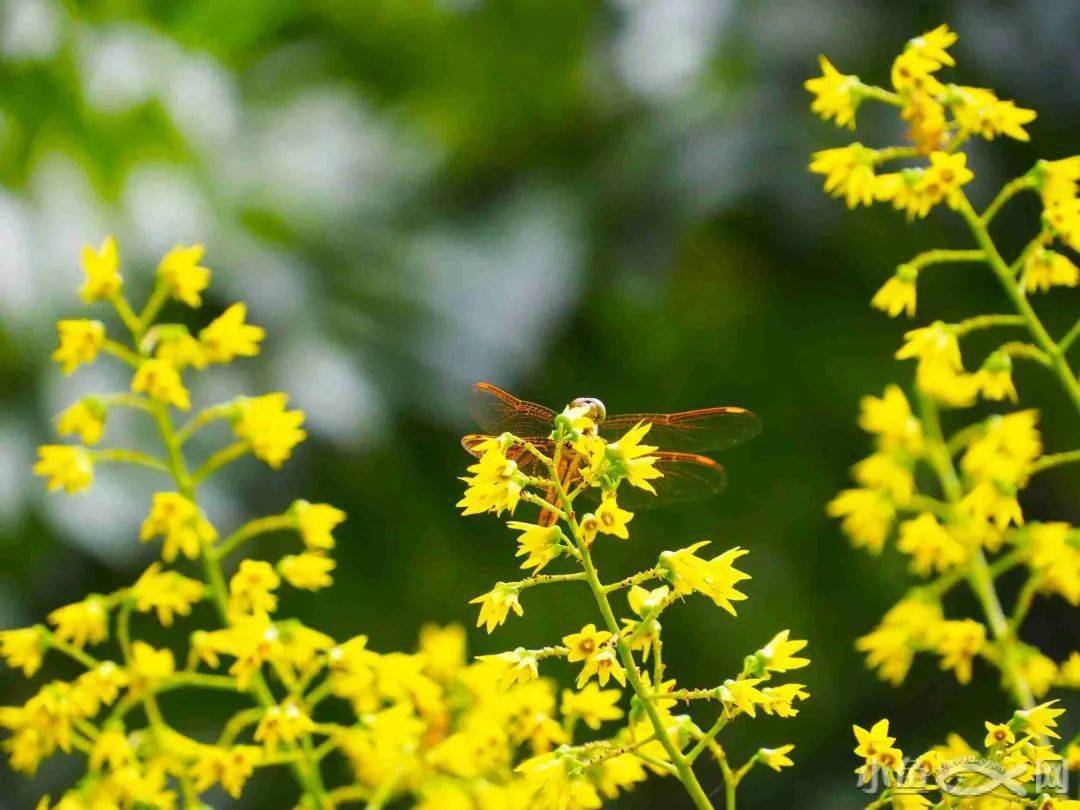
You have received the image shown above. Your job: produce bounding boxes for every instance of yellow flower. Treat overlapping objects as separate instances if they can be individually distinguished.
[962,410,1042,485]
[717,677,767,718]
[585,422,662,494]
[158,244,211,307]
[896,513,968,576]
[891,24,955,93]
[131,359,191,410]
[871,264,918,318]
[79,236,121,302]
[1022,248,1079,293]
[229,559,280,616]
[853,453,914,503]
[51,320,105,374]
[562,624,612,664]
[804,56,860,128]
[580,494,633,544]
[192,745,263,799]
[279,552,335,591]
[254,701,314,752]
[234,393,307,469]
[1028,523,1080,606]
[560,684,622,730]
[34,445,94,494]
[896,320,961,368]
[0,628,46,677]
[1016,700,1065,739]
[759,683,809,718]
[292,500,346,550]
[758,744,795,772]
[950,85,1036,142]
[470,582,523,633]
[509,521,562,572]
[1019,651,1058,699]
[140,492,217,562]
[575,645,626,689]
[131,563,205,626]
[46,596,108,648]
[74,662,128,713]
[56,399,107,446]
[660,542,750,615]
[858,385,923,453]
[759,630,810,673]
[931,619,985,684]
[922,151,974,209]
[88,725,133,772]
[128,642,175,693]
[959,479,1023,530]
[901,92,948,155]
[809,143,877,208]
[975,351,1017,403]
[857,598,943,685]
[853,718,895,759]
[199,303,265,363]
[627,584,669,617]
[457,443,525,516]
[1045,196,1080,253]
[154,327,207,369]
[827,489,895,553]
[477,647,539,689]
[983,721,1015,749]
[417,623,465,681]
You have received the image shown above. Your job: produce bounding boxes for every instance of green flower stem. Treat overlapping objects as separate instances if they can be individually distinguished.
[919,395,1035,710]
[516,571,587,589]
[44,633,101,670]
[958,192,1080,413]
[175,403,237,445]
[190,441,248,488]
[109,293,143,339]
[856,84,903,108]
[137,283,170,336]
[102,340,143,368]
[713,739,738,810]
[997,341,1051,368]
[1029,448,1080,475]
[907,248,986,272]
[981,175,1036,225]
[686,713,730,765]
[602,567,662,594]
[93,448,169,473]
[151,401,329,806]
[547,448,716,810]
[952,313,1026,336]
[1007,575,1040,635]
[1060,318,1080,354]
[213,514,296,561]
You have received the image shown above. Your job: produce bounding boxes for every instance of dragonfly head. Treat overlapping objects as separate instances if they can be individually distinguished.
[569,397,607,426]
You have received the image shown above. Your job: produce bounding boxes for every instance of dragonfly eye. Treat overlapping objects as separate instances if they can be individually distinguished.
[570,397,607,424]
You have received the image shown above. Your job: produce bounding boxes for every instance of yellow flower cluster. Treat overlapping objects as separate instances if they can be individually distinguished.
[7,239,614,809]
[458,404,808,809]
[812,25,1080,806]
[851,704,1078,808]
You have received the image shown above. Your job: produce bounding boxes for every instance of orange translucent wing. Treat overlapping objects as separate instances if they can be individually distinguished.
[600,407,761,453]
[577,451,728,509]
[467,382,556,439]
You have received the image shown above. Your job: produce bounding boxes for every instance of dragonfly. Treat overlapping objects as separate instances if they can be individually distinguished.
[462,382,761,523]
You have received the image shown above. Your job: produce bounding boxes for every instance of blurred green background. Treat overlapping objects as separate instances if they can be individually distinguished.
[1,0,1077,807]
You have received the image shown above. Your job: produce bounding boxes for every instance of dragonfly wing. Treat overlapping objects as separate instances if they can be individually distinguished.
[577,451,727,509]
[460,434,552,478]
[600,407,761,453]
[467,382,558,438]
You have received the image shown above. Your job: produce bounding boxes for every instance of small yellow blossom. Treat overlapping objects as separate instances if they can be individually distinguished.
[88,725,132,772]
[931,618,985,684]
[129,642,175,693]
[853,718,895,759]
[34,445,94,494]
[1016,700,1065,739]
[477,647,539,689]
[154,327,207,369]
[56,399,106,446]
[871,264,918,318]
[279,552,335,591]
[254,701,314,752]
[976,351,1017,403]
[827,489,895,553]
[586,422,662,494]
[560,684,622,730]
[805,56,860,128]
[891,24,956,92]
[758,744,795,772]
[1022,248,1079,293]
[580,494,633,544]
[51,320,105,374]
[853,452,915,503]
[661,542,750,614]
[858,385,923,453]
[809,143,877,208]
[199,303,265,363]
[47,596,108,649]
[417,624,465,681]
[158,244,211,307]
[192,745,263,799]
[0,628,46,677]
[234,394,307,469]
[857,598,943,685]
[983,721,1015,749]
[575,645,626,689]
[293,500,346,550]
[759,683,809,718]
[562,624,612,664]
[509,521,563,572]
[717,677,767,718]
[470,583,523,633]
[131,564,205,626]
[140,492,217,562]
[131,359,191,410]
[759,630,810,673]
[229,560,281,616]
[896,513,968,576]
[950,85,1037,142]
[79,236,121,302]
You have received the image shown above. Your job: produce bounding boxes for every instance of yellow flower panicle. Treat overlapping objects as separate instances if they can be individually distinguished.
[813,26,1080,809]
[458,395,805,809]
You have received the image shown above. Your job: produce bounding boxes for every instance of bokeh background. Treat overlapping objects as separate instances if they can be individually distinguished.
[1,0,1078,807]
